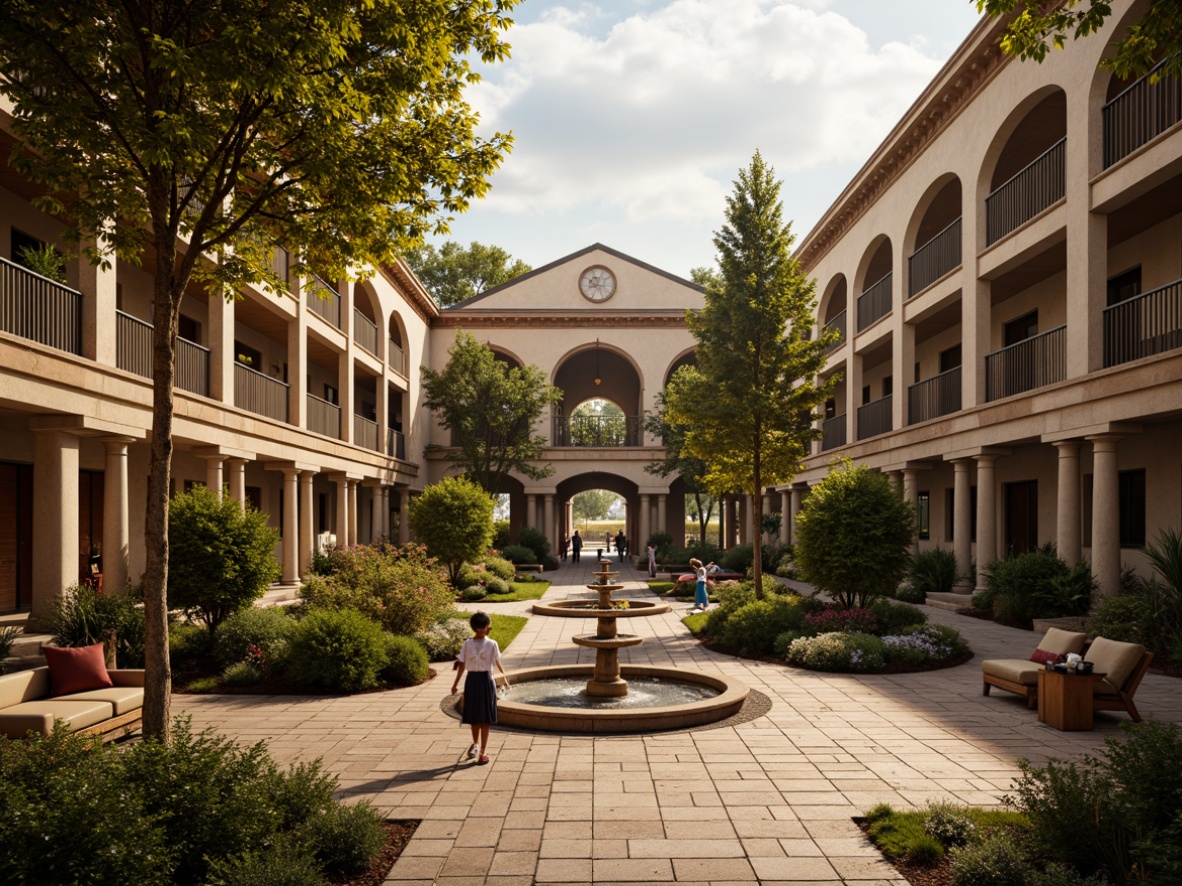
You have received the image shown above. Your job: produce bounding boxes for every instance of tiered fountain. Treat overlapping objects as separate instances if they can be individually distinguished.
[469,560,750,734]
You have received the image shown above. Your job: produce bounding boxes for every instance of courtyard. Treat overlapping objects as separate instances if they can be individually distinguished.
[173,559,1182,885]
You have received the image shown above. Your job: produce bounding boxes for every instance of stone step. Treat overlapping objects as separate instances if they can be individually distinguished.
[924,591,976,613]
[259,582,302,608]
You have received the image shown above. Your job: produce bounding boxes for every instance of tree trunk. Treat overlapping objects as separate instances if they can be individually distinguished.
[142,234,179,740]
[752,450,763,599]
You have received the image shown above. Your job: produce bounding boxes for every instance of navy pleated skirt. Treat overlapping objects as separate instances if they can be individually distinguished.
[461,671,498,725]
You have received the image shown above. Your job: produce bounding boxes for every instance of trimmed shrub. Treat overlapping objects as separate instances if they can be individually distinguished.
[222,661,264,686]
[484,576,510,595]
[893,579,926,604]
[542,555,561,571]
[924,803,976,848]
[948,832,1030,886]
[646,531,674,556]
[456,563,485,589]
[518,525,551,563]
[803,607,878,636]
[869,598,927,634]
[500,544,536,565]
[213,606,295,670]
[286,609,388,693]
[911,548,959,596]
[787,632,885,672]
[302,801,387,879]
[492,520,511,550]
[408,477,494,585]
[1090,593,1152,645]
[461,585,488,602]
[416,615,470,660]
[715,597,810,656]
[48,583,144,666]
[381,634,430,686]
[882,625,967,665]
[168,484,281,635]
[204,844,324,886]
[773,630,805,657]
[482,556,516,581]
[977,544,1093,626]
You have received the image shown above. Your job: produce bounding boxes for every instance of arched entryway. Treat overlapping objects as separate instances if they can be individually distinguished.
[556,472,639,562]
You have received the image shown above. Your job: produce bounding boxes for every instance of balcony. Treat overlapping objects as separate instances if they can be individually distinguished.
[353,308,378,356]
[857,395,892,441]
[234,362,289,422]
[908,218,962,297]
[387,428,406,459]
[823,310,846,352]
[985,325,1066,401]
[306,392,340,438]
[908,365,961,424]
[115,310,209,397]
[0,256,82,355]
[856,272,892,332]
[354,414,380,451]
[1103,59,1182,168]
[985,137,1066,246]
[821,414,846,451]
[389,338,406,374]
[1104,278,1182,367]
[305,274,340,328]
[552,414,641,447]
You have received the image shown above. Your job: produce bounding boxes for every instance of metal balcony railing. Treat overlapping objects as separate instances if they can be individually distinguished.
[234,362,289,422]
[305,274,340,328]
[823,310,846,352]
[387,428,406,459]
[908,365,962,425]
[857,395,892,441]
[985,325,1066,401]
[985,137,1066,245]
[552,414,642,447]
[1103,58,1182,168]
[1104,277,1182,367]
[908,218,962,297]
[306,393,340,439]
[354,414,380,451]
[856,272,892,332]
[0,256,82,355]
[821,414,847,451]
[388,338,406,373]
[353,308,378,356]
[115,310,208,396]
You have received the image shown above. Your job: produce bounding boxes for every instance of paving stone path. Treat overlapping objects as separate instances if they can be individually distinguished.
[176,559,1182,885]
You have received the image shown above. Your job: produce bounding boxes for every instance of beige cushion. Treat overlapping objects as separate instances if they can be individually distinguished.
[982,659,1040,686]
[1037,628,1088,657]
[1085,637,1146,691]
[62,686,143,716]
[0,699,115,739]
[109,669,146,688]
[0,667,51,710]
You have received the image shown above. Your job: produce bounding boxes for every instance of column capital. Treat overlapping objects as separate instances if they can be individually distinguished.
[266,460,320,474]
[193,444,255,461]
[1085,434,1125,451]
[1051,440,1083,454]
[943,445,1010,461]
[99,435,138,447]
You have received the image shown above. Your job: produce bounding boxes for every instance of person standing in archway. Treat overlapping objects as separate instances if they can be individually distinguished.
[615,530,627,562]
[571,530,582,563]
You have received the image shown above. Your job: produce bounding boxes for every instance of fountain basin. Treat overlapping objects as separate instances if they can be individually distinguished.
[532,599,670,617]
[571,633,643,650]
[471,665,750,734]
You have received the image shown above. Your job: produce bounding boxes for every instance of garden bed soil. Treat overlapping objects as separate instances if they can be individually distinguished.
[343,820,419,886]
[856,819,950,886]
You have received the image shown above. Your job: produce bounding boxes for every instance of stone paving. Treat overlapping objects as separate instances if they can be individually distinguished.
[175,559,1182,885]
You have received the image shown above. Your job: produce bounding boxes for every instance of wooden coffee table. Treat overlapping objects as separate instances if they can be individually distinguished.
[1038,668,1106,731]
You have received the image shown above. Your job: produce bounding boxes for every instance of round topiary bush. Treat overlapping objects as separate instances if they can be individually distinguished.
[483,576,510,595]
[302,801,388,880]
[415,615,470,660]
[286,609,388,693]
[500,545,536,565]
[461,585,487,602]
[716,597,807,656]
[222,660,264,686]
[482,557,516,581]
[213,606,295,670]
[381,634,430,686]
[456,564,485,589]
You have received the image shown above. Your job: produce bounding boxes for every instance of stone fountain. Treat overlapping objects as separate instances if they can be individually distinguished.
[573,560,644,698]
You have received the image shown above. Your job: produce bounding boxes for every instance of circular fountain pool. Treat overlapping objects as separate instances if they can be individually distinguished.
[504,675,722,709]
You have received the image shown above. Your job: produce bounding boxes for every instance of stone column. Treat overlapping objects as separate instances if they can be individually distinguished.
[638,494,651,550]
[204,456,224,500]
[789,485,805,544]
[974,455,998,592]
[281,469,299,583]
[101,437,133,592]
[543,494,555,551]
[379,487,390,540]
[656,494,667,536]
[32,430,80,626]
[1054,441,1083,565]
[951,459,973,591]
[525,494,537,530]
[208,285,236,405]
[888,470,903,497]
[335,476,349,548]
[300,470,316,575]
[75,240,117,366]
[226,458,247,511]
[370,485,384,544]
[1089,436,1122,598]
[780,490,791,544]
[347,480,359,546]
[399,487,411,544]
[903,468,920,552]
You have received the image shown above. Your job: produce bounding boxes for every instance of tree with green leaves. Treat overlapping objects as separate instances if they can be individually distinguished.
[408,476,495,586]
[423,330,562,495]
[404,240,532,306]
[570,398,628,446]
[0,0,517,738]
[572,489,620,527]
[978,1,1182,80]
[664,152,838,596]
[644,390,716,543]
[794,461,915,609]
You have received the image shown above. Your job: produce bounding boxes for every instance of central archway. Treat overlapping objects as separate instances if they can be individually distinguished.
[557,472,639,561]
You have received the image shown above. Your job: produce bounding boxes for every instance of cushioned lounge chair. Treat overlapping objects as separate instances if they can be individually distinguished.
[1083,636,1153,723]
[981,627,1088,709]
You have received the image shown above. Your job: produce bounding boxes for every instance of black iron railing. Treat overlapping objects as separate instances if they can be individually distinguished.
[908,218,962,296]
[354,414,380,451]
[856,272,892,332]
[821,414,847,451]
[235,362,289,421]
[306,393,340,438]
[985,138,1066,245]
[823,310,846,352]
[116,309,208,395]
[305,274,340,328]
[353,308,378,356]
[908,365,962,424]
[0,256,82,355]
[857,395,892,441]
[1103,58,1182,168]
[985,325,1066,401]
[387,428,406,459]
[388,338,406,373]
[1103,278,1182,367]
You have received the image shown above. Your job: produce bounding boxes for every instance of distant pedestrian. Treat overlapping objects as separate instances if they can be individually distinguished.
[451,611,507,766]
[689,557,710,612]
[561,536,569,561]
[647,543,657,578]
[605,532,612,552]
[571,530,583,563]
[615,531,627,561]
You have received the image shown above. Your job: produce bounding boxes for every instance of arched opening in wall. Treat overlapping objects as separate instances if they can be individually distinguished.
[855,237,893,333]
[984,89,1067,245]
[490,347,523,370]
[664,350,697,388]
[906,176,963,297]
[386,387,405,458]
[387,311,407,374]
[566,398,636,447]
[1101,33,1178,169]
[353,283,380,358]
[557,472,639,562]
[497,475,526,545]
[819,275,847,347]
[552,344,642,448]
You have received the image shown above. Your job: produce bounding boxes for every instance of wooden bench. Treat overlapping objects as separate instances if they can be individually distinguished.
[515,563,545,574]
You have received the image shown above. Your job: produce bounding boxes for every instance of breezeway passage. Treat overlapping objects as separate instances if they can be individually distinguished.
[175,557,1182,885]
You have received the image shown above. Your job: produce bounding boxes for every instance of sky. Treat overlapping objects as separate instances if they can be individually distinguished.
[427,0,986,279]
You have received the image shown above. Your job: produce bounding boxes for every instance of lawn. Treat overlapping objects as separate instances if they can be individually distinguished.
[490,613,528,650]
[648,579,718,604]
[476,579,551,603]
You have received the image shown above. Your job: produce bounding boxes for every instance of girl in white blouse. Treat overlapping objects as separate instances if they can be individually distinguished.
[450,611,507,764]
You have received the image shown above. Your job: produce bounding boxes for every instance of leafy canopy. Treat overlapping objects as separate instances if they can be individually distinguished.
[664,151,837,593]
[422,329,562,495]
[404,240,532,307]
[644,389,717,542]
[977,1,1182,80]
[408,476,495,585]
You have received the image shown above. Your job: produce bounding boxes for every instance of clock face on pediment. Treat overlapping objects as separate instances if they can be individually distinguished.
[579,265,617,303]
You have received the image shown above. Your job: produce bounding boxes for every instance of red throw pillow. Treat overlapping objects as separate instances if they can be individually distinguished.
[1030,648,1065,665]
[44,643,113,696]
